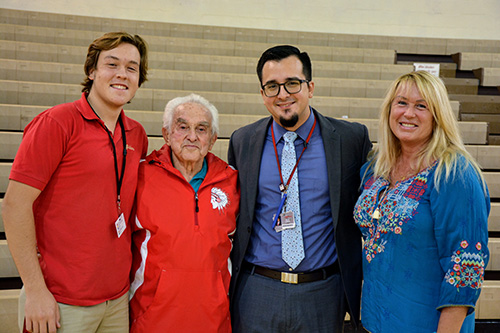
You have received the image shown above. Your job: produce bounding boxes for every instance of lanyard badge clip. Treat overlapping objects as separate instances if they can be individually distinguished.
[272,192,287,229]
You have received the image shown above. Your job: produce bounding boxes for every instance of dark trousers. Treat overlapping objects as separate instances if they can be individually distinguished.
[232,268,347,333]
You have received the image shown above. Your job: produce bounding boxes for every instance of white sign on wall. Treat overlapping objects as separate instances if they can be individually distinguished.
[414,63,440,77]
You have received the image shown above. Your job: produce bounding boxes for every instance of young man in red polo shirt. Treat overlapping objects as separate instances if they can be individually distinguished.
[2,32,149,333]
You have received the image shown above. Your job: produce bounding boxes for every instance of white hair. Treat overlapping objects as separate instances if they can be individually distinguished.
[162,93,219,135]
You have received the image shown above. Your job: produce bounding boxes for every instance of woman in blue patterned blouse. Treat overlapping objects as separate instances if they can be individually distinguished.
[354,71,490,332]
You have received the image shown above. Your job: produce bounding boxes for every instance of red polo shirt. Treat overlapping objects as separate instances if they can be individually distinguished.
[10,93,148,306]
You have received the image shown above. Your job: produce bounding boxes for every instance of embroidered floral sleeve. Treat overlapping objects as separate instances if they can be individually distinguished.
[444,240,486,290]
[431,157,490,313]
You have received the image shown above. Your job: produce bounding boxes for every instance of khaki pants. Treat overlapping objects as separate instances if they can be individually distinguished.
[18,287,129,333]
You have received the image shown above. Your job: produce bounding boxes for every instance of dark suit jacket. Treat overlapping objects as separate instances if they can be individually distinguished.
[227,108,372,325]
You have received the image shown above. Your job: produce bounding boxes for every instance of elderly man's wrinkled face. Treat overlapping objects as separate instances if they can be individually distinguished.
[163,103,217,166]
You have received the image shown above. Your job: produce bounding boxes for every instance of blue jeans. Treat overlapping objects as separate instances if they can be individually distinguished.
[232,268,346,332]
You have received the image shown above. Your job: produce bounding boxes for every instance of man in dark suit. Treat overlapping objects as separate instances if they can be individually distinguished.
[228,45,372,332]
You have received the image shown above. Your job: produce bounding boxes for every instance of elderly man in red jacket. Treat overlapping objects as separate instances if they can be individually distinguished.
[129,93,240,333]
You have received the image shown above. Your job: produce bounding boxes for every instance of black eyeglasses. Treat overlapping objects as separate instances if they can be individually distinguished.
[261,79,309,97]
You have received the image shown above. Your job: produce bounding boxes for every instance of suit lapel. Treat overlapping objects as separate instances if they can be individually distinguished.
[245,117,272,222]
[314,109,342,229]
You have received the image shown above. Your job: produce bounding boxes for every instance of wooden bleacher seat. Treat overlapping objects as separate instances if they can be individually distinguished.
[0,52,412,84]
[446,38,493,54]
[490,136,500,145]
[489,203,500,232]
[461,113,500,137]
[487,238,500,270]
[450,94,500,115]
[0,23,397,65]
[0,40,87,64]
[441,77,479,95]
[467,145,500,170]
[0,240,18,278]
[0,199,3,233]
[0,73,399,101]
[0,289,20,333]
[436,63,458,78]
[0,80,80,109]
[0,163,11,193]
[472,67,500,87]
[484,172,500,198]
[0,57,458,117]
[0,132,20,160]
[452,52,500,71]
[418,38,453,55]
[477,281,500,319]
[449,94,500,141]
[3,8,500,56]
[0,59,82,84]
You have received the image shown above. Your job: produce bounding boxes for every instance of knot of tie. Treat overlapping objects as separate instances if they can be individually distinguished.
[283,131,298,144]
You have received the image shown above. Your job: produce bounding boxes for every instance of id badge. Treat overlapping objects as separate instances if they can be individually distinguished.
[273,193,288,232]
[115,213,126,238]
[274,214,283,232]
[279,211,296,230]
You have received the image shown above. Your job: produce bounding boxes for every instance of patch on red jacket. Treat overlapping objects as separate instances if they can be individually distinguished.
[211,187,229,212]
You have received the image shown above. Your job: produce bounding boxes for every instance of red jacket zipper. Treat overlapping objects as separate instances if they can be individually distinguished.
[194,192,199,226]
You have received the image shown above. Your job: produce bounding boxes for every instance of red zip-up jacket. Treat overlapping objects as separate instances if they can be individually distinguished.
[129,145,239,332]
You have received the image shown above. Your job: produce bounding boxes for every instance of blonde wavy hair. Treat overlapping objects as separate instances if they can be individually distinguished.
[370,70,485,190]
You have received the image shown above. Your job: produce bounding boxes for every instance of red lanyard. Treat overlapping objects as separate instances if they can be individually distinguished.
[271,117,317,193]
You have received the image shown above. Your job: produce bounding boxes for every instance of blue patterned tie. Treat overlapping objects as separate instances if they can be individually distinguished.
[281,131,305,269]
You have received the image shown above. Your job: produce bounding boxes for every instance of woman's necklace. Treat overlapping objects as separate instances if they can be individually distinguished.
[372,187,389,220]
[372,167,413,220]
[390,166,417,184]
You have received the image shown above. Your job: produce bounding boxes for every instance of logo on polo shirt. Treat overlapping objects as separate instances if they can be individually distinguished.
[211,187,229,212]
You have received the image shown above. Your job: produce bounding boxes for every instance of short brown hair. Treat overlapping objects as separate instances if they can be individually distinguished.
[256,45,312,85]
[81,32,148,93]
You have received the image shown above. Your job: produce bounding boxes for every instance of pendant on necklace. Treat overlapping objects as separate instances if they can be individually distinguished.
[372,208,381,220]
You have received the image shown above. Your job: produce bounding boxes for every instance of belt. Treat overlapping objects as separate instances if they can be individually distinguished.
[243,261,340,284]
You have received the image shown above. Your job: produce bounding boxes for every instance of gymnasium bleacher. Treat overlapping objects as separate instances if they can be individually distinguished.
[0,7,499,332]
